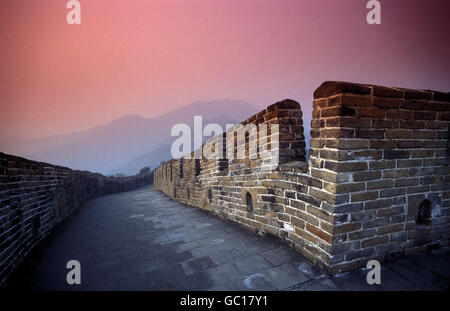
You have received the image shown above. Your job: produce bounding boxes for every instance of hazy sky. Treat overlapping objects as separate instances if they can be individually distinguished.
[1,0,449,139]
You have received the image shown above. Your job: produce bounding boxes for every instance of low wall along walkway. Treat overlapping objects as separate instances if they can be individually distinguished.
[0,152,152,286]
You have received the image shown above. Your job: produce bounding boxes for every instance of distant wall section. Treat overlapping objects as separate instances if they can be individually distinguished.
[0,152,152,286]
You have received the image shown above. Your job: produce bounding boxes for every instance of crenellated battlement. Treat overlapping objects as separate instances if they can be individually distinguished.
[154,81,450,274]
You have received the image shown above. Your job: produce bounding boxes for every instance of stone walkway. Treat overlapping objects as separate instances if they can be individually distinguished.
[7,185,449,290]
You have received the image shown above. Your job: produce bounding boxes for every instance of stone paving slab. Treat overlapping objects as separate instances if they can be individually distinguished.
[5,185,450,291]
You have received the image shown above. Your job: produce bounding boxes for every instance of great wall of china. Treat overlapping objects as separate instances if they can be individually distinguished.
[153,81,450,274]
[0,153,152,286]
[0,80,448,287]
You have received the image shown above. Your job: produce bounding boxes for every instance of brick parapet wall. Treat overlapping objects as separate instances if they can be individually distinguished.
[309,81,450,272]
[154,81,449,274]
[0,152,152,286]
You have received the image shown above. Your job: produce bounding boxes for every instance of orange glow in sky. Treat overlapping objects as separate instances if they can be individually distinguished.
[1,0,449,138]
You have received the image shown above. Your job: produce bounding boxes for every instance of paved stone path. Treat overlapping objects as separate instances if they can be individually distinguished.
[7,185,449,290]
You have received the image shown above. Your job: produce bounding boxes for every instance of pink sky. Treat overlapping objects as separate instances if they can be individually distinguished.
[1,0,449,139]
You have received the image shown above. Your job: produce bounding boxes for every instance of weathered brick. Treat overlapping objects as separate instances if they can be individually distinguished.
[349,229,377,241]
[290,200,305,210]
[380,188,406,197]
[397,159,422,168]
[310,168,339,183]
[313,81,371,99]
[413,111,436,120]
[428,101,450,111]
[333,183,366,194]
[291,216,305,229]
[345,248,375,261]
[326,117,372,128]
[366,180,394,190]
[356,107,385,118]
[362,236,389,248]
[311,119,325,129]
[386,110,413,120]
[334,203,363,213]
[400,120,426,129]
[404,90,432,100]
[369,160,396,170]
[372,119,400,128]
[373,97,403,109]
[384,150,410,160]
[327,96,341,107]
[320,128,354,139]
[353,171,381,182]
[341,95,372,107]
[326,139,370,150]
[377,206,404,217]
[294,228,318,244]
[394,178,420,187]
[306,206,334,223]
[351,191,378,202]
[424,120,448,130]
[377,224,404,236]
[296,193,321,208]
[309,139,325,149]
[353,150,383,160]
[370,140,397,149]
[306,223,332,244]
[373,86,403,98]
[397,140,426,149]
[334,222,362,234]
[324,161,368,172]
[354,130,385,139]
[386,129,412,139]
[313,99,327,109]
[309,188,335,205]
[364,199,393,210]
[320,106,341,117]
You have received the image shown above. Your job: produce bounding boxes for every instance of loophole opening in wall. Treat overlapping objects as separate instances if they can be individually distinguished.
[187,189,190,199]
[245,131,250,158]
[219,133,229,172]
[208,189,212,202]
[179,159,184,179]
[246,192,253,213]
[416,199,431,225]
[195,159,201,177]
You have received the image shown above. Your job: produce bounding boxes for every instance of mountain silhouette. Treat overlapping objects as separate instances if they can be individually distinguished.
[0,99,257,175]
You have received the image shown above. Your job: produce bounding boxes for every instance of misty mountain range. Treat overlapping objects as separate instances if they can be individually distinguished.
[1,99,311,176]
[0,100,258,175]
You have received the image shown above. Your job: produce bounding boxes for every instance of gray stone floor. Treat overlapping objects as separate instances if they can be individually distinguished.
[7,185,450,291]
